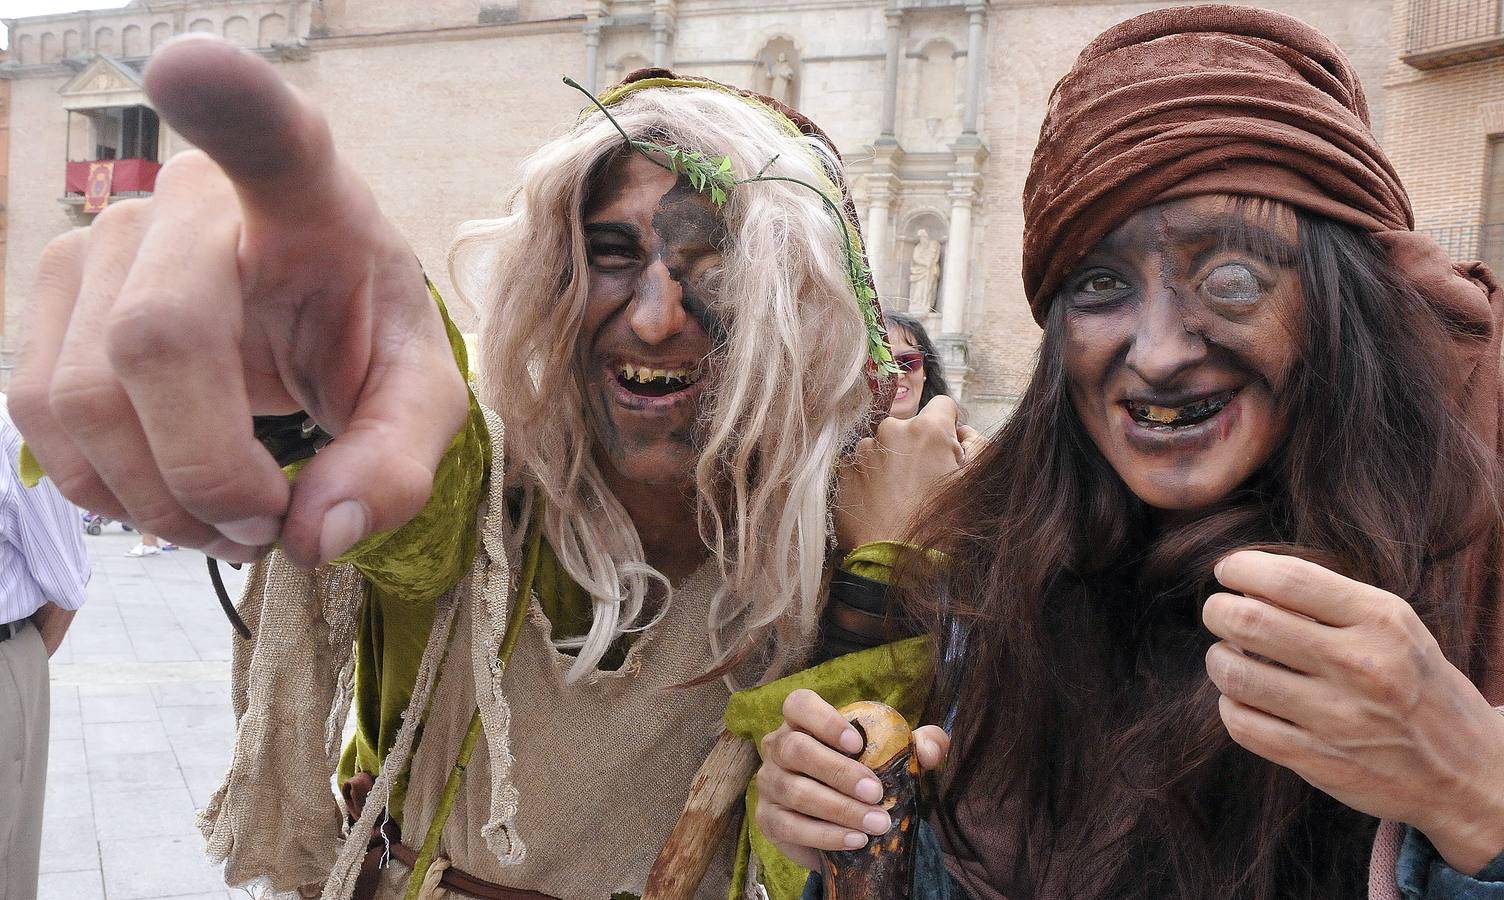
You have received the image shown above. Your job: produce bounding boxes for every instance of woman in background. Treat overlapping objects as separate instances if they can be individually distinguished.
[884,311,950,420]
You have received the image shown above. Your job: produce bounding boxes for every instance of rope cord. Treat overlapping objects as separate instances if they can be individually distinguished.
[401,514,544,898]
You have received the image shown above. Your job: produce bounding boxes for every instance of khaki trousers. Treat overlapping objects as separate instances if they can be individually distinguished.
[0,619,48,900]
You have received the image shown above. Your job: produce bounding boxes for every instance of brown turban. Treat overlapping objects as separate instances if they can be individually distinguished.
[1020,0,1504,707]
[1023,4,1414,318]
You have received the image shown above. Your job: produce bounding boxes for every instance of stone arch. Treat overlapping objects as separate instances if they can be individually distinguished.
[94,26,117,57]
[223,16,252,46]
[63,29,81,57]
[121,24,145,57]
[903,38,960,147]
[896,209,949,313]
[40,32,59,63]
[258,13,288,46]
[754,36,801,108]
[150,22,173,50]
[16,33,35,65]
[188,18,215,34]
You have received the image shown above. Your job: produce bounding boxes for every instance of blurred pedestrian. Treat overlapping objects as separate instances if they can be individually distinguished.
[126,532,177,557]
[0,395,90,900]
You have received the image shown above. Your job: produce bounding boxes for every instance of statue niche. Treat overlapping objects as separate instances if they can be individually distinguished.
[898,213,947,314]
[907,229,943,313]
[756,38,800,108]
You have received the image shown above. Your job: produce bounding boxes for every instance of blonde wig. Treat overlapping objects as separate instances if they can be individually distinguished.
[449,83,879,683]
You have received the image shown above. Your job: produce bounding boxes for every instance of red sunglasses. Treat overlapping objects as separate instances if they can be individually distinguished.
[894,351,926,373]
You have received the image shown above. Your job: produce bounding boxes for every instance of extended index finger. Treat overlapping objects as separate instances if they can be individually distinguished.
[143,35,340,225]
[1214,549,1372,627]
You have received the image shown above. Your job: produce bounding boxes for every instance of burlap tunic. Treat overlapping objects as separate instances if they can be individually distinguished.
[198,407,740,900]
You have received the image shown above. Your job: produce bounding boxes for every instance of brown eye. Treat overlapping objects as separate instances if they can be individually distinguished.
[1204,263,1261,301]
[589,241,637,270]
[1084,274,1128,293]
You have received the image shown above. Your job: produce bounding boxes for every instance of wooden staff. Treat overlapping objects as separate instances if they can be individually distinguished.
[643,729,761,900]
[819,702,918,900]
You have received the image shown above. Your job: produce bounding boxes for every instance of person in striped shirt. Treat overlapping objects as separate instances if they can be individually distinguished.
[0,394,90,900]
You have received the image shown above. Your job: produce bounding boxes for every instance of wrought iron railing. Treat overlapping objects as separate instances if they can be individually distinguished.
[1419,222,1504,268]
[1405,0,1503,56]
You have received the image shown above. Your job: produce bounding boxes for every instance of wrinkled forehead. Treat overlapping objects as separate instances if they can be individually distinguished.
[581,150,725,231]
[1087,195,1300,261]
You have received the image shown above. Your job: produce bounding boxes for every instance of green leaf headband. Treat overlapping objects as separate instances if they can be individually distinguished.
[563,75,898,378]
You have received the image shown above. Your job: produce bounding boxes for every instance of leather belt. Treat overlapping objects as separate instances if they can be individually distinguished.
[345,772,562,900]
[0,621,17,643]
[354,821,562,900]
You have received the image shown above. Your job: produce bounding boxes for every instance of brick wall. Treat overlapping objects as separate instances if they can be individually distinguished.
[1385,0,1504,239]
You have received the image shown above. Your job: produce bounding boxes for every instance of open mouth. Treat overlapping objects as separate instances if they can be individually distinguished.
[613,362,703,398]
[1125,389,1238,432]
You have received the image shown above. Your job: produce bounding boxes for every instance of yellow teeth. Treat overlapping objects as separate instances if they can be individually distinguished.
[616,364,700,384]
[1143,405,1180,424]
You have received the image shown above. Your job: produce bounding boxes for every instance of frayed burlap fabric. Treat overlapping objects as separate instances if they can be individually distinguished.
[199,408,519,898]
[196,548,365,896]
[199,405,739,899]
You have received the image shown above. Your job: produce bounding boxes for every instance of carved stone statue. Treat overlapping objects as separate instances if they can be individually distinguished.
[908,229,942,312]
[767,52,796,105]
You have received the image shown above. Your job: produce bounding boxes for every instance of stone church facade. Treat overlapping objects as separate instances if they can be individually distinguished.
[1,1,1398,425]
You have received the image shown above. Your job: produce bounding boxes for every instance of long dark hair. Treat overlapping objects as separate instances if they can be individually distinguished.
[885,311,950,409]
[903,211,1501,899]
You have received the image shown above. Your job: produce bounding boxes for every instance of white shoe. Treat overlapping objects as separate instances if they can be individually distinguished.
[125,543,161,557]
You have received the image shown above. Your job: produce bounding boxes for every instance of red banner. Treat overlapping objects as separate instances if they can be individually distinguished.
[83,161,115,214]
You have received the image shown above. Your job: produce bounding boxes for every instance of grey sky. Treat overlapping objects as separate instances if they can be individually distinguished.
[1,0,132,49]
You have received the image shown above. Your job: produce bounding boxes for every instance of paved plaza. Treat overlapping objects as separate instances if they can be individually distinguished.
[37,525,250,900]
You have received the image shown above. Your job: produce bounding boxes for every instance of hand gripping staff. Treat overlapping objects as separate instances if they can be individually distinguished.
[819,701,920,900]
[643,701,920,900]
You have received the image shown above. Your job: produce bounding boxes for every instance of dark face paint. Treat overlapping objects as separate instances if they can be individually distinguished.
[1059,194,1305,513]
[577,152,727,489]
[653,180,729,343]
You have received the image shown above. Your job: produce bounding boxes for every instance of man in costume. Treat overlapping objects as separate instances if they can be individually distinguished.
[10,35,970,900]
[755,6,1504,899]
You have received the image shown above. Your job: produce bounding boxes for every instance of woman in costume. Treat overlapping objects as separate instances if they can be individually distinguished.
[754,7,1504,899]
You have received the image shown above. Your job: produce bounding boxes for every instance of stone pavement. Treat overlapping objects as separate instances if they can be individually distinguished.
[38,524,250,900]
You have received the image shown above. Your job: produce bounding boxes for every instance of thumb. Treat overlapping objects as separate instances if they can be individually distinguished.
[144,35,344,227]
[916,394,961,433]
[913,725,951,772]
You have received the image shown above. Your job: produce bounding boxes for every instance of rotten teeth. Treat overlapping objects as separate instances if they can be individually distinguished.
[1128,391,1235,426]
[616,364,701,384]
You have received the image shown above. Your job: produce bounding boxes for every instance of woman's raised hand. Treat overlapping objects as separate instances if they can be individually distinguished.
[754,688,950,871]
[1203,549,1504,874]
[10,35,469,568]
[835,396,977,551]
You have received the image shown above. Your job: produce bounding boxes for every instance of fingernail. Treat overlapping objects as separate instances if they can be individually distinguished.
[855,777,882,804]
[1214,557,1227,580]
[862,811,891,834]
[319,500,369,565]
[839,728,863,755]
[218,515,281,547]
[844,832,867,849]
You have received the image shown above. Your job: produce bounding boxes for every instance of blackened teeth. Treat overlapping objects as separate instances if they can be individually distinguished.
[1127,390,1236,429]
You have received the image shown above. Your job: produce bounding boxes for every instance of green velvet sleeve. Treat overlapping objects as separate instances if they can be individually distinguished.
[724,637,934,900]
[839,541,914,582]
[332,282,490,600]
